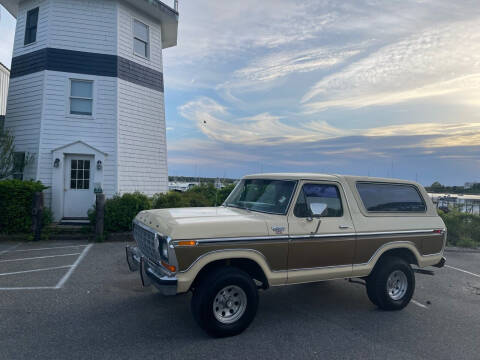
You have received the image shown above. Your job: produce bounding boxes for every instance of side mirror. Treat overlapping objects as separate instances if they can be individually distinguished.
[309,203,327,218]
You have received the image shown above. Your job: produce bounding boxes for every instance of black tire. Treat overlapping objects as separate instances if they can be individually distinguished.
[191,267,259,337]
[365,256,415,310]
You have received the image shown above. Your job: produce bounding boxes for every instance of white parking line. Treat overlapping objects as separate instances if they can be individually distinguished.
[411,299,428,309]
[55,244,93,289]
[0,244,20,256]
[0,265,72,277]
[0,253,82,263]
[0,286,57,291]
[11,245,88,253]
[445,265,480,279]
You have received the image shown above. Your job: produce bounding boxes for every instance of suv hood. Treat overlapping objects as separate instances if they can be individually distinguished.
[135,207,270,240]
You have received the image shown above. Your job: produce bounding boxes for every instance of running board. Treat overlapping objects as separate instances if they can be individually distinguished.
[413,268,435,276]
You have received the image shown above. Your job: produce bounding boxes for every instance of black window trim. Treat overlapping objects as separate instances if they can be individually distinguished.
[293,182,345,219]
[355,181,427,214]
[24,7,39,46]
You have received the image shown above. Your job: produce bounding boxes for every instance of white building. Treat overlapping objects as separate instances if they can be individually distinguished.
[0,62,9,125]
[1,0,178,221]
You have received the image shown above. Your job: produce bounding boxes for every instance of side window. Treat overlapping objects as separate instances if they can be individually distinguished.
[294,183,344,218]
[133,19,149,58]
[24,7,39,45]
[70,80,93,116]
[356,182,426,212]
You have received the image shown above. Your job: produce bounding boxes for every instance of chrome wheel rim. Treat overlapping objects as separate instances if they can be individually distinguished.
[387,270,408,301]
[213,285,247,324]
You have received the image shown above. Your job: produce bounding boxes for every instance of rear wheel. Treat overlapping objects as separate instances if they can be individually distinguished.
[191,267,259,337]
[366,256,415,310]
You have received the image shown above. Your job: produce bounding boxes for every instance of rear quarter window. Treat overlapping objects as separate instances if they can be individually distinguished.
[356,182,426,212]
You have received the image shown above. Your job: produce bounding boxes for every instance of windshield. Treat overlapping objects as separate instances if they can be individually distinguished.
[224,179,297,215]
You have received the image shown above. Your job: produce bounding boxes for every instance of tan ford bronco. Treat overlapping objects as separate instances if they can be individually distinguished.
[126,173,446,337]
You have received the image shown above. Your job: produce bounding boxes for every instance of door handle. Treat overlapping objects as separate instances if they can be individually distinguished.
[339,225,351,230]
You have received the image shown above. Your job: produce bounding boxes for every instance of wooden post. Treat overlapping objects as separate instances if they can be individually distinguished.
[32,192,44,242]
[96,193,106,241]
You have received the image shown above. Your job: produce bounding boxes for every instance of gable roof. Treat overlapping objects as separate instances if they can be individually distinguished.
[51,141,108,156]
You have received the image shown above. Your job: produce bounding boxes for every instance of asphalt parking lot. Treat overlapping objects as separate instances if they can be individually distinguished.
[0,241,479,360]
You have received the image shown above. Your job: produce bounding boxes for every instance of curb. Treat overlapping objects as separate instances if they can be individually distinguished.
[445,246,480,253]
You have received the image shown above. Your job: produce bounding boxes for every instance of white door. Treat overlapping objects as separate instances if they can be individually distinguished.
[64,155,95,218]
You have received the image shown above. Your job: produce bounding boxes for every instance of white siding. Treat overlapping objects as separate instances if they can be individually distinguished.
[4,72,45,180]
[0,65,9,115]
[117,78,168,195]
[12,0,50,57]
[38,71,118,201]
[49,0,117,55]
[118,1,163,72]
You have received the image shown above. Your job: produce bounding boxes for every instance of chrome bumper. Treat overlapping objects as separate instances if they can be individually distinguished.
[126,246,178,296]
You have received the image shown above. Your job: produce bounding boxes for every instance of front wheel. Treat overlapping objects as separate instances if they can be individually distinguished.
[191,267,259,337]
[366,256,415,310]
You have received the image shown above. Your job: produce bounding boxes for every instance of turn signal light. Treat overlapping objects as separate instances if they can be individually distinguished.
[177,240,197,246]
[161,261,176,273]
[433,229,444,234]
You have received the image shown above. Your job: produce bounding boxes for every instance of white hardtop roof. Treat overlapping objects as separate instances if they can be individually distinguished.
[0,0,178,48]
[243,172,420,185]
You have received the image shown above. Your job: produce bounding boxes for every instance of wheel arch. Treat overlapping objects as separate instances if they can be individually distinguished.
[176,249,282,293]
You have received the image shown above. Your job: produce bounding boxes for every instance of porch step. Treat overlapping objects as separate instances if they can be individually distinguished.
[59,218,90,226]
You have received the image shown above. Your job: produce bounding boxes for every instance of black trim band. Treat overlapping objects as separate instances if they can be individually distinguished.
[10,48,164,92]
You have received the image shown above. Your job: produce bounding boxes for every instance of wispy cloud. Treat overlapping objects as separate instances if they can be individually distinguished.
[302,20,480,110]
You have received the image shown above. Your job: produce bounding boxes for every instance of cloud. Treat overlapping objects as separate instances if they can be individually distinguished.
[302,19,480,110]
[233,46,362,83]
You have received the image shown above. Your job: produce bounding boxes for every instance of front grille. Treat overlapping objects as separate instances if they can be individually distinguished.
[133,223,160,263]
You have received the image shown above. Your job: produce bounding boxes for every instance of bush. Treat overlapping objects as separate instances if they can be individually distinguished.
[89,184,237,233]
[0,179,47,234]
[89,192,151,233]
[152,183,236,209]
[439,210,480,248]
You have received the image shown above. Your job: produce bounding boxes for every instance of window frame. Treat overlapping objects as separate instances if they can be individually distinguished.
[132,18,150,59]
[24,7,39,46]
[12,152,26,180]
[68,79,94,117]
[355,181,427,214]
[292,182,345,219]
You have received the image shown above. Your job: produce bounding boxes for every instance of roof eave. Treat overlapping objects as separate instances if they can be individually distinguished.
[0,0,20,17]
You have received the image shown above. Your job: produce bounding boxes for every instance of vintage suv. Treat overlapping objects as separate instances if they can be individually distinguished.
[126,173,446,337]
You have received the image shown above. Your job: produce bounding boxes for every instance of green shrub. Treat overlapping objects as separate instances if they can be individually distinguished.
[0,179,47,234]
[152,183,236,209]
[89,192,151,233]
[439,210,480,248]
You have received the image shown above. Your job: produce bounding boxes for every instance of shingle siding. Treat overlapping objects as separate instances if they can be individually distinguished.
[117,78,168,195]
[4,72,45,180]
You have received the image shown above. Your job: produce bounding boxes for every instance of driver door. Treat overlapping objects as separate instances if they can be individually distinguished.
[287,181,355,283]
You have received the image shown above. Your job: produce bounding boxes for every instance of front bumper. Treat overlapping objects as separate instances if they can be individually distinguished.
[126,246,178,296]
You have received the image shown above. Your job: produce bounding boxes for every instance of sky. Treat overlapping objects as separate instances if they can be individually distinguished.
[1,1,480,185]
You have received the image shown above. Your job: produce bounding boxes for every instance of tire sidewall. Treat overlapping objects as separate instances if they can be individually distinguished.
[194,268,258,337]
[376,258,415,310]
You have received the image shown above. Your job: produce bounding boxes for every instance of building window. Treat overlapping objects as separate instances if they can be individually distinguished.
[70,80,93,116]
[356,182,426,212]
[12,152,26,180]
[70,160,91,190]
[133,19,149,58]
[24,7,39,45]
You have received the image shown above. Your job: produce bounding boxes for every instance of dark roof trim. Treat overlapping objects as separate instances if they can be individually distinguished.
[0,62,10,73]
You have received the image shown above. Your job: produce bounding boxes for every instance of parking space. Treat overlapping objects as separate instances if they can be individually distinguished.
[0,242,479,360]
[0,242,91,290]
